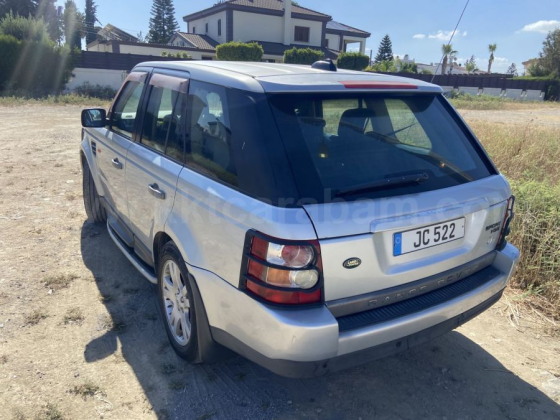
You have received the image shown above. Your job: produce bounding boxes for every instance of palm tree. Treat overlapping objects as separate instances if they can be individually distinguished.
[488,43,497,73]
[441,44,457,75]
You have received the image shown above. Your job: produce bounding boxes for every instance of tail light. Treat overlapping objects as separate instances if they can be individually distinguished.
[240,231,323,305]
[497,196,515,251]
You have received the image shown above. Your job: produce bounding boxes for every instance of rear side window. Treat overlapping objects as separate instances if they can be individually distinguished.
[140,73,189,161]
[111,81,145,138]
[141,87,178,153]
[385,99,432,149]
[186,81,237,186]
[269,93,495,202]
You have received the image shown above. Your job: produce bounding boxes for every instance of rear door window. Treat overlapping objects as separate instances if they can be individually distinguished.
[140,73,189,161]
[185,81,237,186]
[269,93,495,202]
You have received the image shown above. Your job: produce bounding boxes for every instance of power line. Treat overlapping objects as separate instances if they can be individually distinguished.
[431,0,470,82]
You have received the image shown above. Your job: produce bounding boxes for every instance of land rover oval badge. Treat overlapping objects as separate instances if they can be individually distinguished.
[343,258,362,269]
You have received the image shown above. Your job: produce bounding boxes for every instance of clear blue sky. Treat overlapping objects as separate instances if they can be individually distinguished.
[74,0,560,72]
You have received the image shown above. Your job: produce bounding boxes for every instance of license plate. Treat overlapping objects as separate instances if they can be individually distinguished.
[393,218,465,256]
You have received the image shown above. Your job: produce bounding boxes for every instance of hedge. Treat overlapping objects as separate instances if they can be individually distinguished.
[0,34,75,96]
[514,76,560,101]
[337,52,369,71]
[216,41,263,62]
[283,47,324,65]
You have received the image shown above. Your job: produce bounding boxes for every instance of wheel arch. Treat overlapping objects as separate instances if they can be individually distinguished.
[153,231,233,363]
[80,136,106,197]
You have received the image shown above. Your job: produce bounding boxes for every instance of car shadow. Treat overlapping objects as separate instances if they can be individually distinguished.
[80,222,560,420]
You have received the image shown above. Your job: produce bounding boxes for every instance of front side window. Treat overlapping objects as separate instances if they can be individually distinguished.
[269,93,495,202]
[186,81,237,186]
[294,26,310,43]
[110,80,145,138]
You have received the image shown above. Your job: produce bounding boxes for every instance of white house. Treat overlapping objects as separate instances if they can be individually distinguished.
[88,1,369,62]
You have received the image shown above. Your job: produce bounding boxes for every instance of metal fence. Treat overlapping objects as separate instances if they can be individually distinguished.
[384,73,547,92]
[74,52,549,93]
[74,51,188,71]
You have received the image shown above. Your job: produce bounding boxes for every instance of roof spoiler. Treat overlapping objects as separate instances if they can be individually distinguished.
[312,59,337,72]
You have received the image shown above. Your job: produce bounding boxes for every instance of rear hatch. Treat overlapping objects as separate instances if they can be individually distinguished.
[268,90,510,302]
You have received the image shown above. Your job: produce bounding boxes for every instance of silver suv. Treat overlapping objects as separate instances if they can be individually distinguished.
[80,61,519,377]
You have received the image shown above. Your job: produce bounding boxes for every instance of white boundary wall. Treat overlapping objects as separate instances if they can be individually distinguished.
[65,68,128,92]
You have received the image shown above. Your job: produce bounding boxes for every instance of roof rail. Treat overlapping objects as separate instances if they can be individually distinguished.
[311,59,337,72]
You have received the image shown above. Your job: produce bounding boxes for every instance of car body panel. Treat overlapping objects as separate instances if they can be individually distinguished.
[189,243,519,363]
[166,166,317,287]
[125,143,183,262]
[303,175,511,301]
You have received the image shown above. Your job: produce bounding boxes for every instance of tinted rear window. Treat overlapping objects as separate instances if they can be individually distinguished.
[269,93,495,202]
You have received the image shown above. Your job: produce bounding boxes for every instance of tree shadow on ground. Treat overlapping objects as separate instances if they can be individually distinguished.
[80,221,560,420]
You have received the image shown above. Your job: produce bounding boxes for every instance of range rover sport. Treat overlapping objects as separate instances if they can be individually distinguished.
[80,61,519,377]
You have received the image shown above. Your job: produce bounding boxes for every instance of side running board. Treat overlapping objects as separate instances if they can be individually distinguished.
[107,221,157,284]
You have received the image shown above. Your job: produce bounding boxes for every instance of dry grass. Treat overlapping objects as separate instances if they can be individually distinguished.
[44,273,78,290]
[472,122,560,319]
[62,308,84,325]
[70,381,102,399]
[24,309,48,326]
[38,404,65,420]
[0,95,110,108]
[471,122,560,184]
[450,94,560,110]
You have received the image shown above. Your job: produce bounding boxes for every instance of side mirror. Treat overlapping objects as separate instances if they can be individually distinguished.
[81,108,108,128]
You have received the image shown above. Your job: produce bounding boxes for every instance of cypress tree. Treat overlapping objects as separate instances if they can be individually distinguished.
[63,0,82,50]
[148,0,178,44]
[84,0,97,45]
[36,0,62,44]
[0,0,38,19]
[375,34,393,63]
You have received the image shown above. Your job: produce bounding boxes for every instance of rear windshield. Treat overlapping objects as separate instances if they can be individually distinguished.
[269,93,495,202]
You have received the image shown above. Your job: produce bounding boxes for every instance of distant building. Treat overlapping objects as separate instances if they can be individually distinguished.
[399,54,488,75]
[87,0,370,62]
[522,58,539,75]
[96,24,138,42]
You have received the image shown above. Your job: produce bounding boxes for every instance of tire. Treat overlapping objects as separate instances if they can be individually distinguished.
[82,161,107,224]
[157,242,200,362]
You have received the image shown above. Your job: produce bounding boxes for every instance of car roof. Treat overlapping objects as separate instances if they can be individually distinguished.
[135,61,443,94]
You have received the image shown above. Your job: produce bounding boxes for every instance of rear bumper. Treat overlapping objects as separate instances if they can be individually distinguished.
[211,290,503,377]
[191,243,519,377]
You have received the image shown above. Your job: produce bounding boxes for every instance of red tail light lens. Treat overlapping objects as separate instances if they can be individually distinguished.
[241,232,323,305]
[497,196,515,250]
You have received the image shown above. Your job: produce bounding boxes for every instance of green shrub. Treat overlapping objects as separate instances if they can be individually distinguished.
[337,52,369,71]
[216,41,263,62]
[73,82,117,100]
[0,13,50,42]
[161,51,192,59]
[0,34,75,96]
[283,47,324,65]
[365,60,398,73]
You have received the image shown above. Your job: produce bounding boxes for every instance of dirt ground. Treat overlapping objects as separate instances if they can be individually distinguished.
[1,105,559,420]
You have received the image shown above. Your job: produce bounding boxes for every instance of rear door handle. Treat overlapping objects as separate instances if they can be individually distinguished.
[148,183,166,200]
[112,158,123,170]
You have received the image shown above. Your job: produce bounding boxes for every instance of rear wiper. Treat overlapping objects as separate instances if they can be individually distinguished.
[335,173,429,197]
